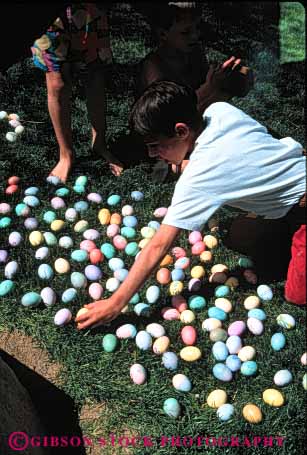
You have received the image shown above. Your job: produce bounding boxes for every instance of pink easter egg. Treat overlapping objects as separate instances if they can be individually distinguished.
[188,278,201,292]
[161,307,180,320]
[153,207,168,218]
[228,321,246,337]
[80,240,96,252]
[88,282,104,300]
[8,176,20,185]
[243,269,258,284]
[171,295,188,312]
[172,246,186,259]
[6,184,18,194]
[107,224,120,238]
[181,326,197,345]
[0,203,11,215]
[113,235,127,250]
[156,268,171,284]
[51,197,66,210]
[188,231,202,245]
[191,241,206,255]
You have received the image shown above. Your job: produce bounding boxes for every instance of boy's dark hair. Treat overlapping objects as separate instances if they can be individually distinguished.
[137,2,201,31]
[129,80,202,139]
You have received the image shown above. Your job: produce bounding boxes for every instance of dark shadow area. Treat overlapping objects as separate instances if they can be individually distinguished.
[0,351,86,455]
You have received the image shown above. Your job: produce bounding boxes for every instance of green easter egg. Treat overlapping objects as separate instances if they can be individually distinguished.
[21,291,41,307]
[0,279,15,296]
[43,232,58,246]
[100,243,115,259]
[125,242,139,256]
[102,334,118,352]
[120,227,136,239]
[71,249,88,262]
[0,217,12,229]
[56,187,70,197]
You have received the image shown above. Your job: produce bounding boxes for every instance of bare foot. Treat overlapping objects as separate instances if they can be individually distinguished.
[109,162,124,177]
[49,158,72,183]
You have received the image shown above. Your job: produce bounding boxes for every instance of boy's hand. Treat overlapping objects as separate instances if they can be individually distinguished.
[75,298,123,329]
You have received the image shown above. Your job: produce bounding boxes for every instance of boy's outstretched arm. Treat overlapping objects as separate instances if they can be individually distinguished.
[76,224,181,329]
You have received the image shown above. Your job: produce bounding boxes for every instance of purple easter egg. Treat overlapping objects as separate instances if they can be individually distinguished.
[24,217,39,230]
[0,250,9,263]
[54,308,72,326]
[228,321,246,337]
[84,265,102,281]
[83,229,100,241]
[51,197,66,210]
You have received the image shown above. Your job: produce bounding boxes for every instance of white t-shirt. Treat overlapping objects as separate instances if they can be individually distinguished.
[163,102,306,231]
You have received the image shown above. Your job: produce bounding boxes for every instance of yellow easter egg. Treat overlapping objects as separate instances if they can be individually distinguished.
[51,219,65,232]
[211,264,228,274]
[244,295,261,310]
[139,238,150,249]
[169,280,184,296]
[110,213,121,225]
[191,265,205,279]
[242,404,263,423]
[160,254,173,267]
[180,346,201,362]
[29,230,44,246]
[215,298,232,313]
[203,235,218,249]
[225,276,240,289]
[238,346,256,361]
[74,220,89,233]
[207,389,227,408]
[141,226,156,239]
[180,310,195,324]
[262,389,284,407]
[153,336,170,355]
[76,307,89,318]
[98,208,111,225]
[200,251,213,263]
[54,258,70,274]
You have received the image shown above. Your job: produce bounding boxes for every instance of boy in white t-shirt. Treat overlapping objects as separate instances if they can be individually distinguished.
[76,80,305,330]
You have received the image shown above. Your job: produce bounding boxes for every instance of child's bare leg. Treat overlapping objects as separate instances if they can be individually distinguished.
[84,64,123,176]
[46,65,73,183]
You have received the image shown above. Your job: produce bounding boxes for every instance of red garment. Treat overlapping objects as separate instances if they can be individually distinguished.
[285,224,306,305]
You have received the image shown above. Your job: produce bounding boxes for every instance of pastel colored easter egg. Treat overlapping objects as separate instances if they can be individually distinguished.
[180,346,201,362]
[116,324,137,339]
[40,287,56,306]
[58,236,73,249]
[131,190,144,201]
[146,323,165,338]
[270,332,286,351]
[172,374,192,392]
[6,185,18,194]
[5,261,18,279]
[188,295,206,311]
[114,268,129,282]
[15,203,30,217]
[191,241,206,255]
[8,175,20,185]
[157,268,171,284]
[243,269,258,284]
[154,207,168,218]
[76,308,89,327]
[247,317,264,335]
[171,269,185,281]
[274,370,293,387]
[180,310,195,324]
[162,307,180,321]
[0,217,12,228]
[123,215,138,228]
[107,194,121,206]
[43,232,57,246]
[46,175,60,185]
[55,187,70,197]
[138,238,150,249]
[120,204,133,217]
[54,308,72,327]
[136,331,152,350]
[120,226,136,239]
[110,213,122,225]
[262,389,284,407]
[248,308,266,321]
[87,192,102,204]
[24,217,38,230]
[0,203,11,215]
[9,119,20,128]
[101,243,115,259]
[226,355,241,372]
[146,285,160,304]
[211,264,228,274]
[6,131,18,142]
[29,231,44,246]
[160,254,173,267]
[217,403,234,422]
[89,249,103,264]
[226,336,242,354]
[108,257,124,272]
[172,246,186,259]
[238,346,256,362]
[214,285,230,298]
[74,201,89,213]
[35,247,49,260]
[241,360,258,376]
[102,334,118,352]
[113,235,127,250]
[169,280,184,296]
[207,389,227,408]
[209,328,228,342]
[162,352,179,370]
[209,272,228,284]
[148,220,160,231]
[88,282,103,300]
[301,353,307,366]
[174,256,190,270]
[134,303,151,317]
[71,272,87,289]
[208,307,227,321]
[242,404,262,424]
[189,231,202,245]
[51,219,65,232]
[51,197,66,210]
[73,185,85,194]
[228,321,246,337]
[106,277,120,292]
[202,318,222,332]
[21,292,41,307]
[62,288,77,303]
[191,265,205,279]
[38,263,53,280]
[79,240,95,253]
[125,242,139,256]
[9,231,23,247]
[23,195,40,207]
[215,298,232,313]
[212,341,229,361]
[98,208,111,225]
[75,175,87,186]
[203,235,218,249]
[64,208,78,223]
[163,398,180,418]
[107,224,120,238]
[302,374,307,390]
[43,211,57,224]
[213,363,233,382]
[153,336,170,354]
[225,277,240,289]
[257,284,273,301]
[188,278,201,292]
[276,313,296,329]
[244,295,261,310]
[238,257,254,268]
[0,280,15,296]
[83,229,100,241]
[74,220,89,233]
[141,226,156,239]
[71,249,88,263]
[85,265,102,281]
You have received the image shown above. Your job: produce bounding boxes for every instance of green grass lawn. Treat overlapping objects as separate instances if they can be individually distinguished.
[0,3,306,455]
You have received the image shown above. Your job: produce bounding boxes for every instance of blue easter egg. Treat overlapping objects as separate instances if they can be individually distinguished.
[75,175,88,186]
[271,332,286,351]
[215,285,230,298]
[226,355,241,372]
[217,403,234,422]
[46,175,60,185]
[84,265,102,281]
[248,308,267,321]
[213,363,233,382]
[171,269,185,281]
[123,215,138,228]
[129,293,140,304]
[131,191,144,201]
[212,341,229,361]
[43,211,57,224]
[114,268,129,282]
[257,284,273,301]
[162,352,179,370]
[56,187,70,197]
[146,285,160,304]
[38,263,54,280]
[0,280,15,296]
[226,336,242,354]
[71,249,88,262]
[21,292,41,307]
[240,360,258,376]
[208,306,227,321]
[172,374,192,392]
[73,185,85,194]
[101,243,115,259]
[134,302,151,316]
[74,201,89,212]
[108,257,124,271]
[148,220,160,230]
[163,398,181,418]
[24,186,39,196]
[15,203,29,216]
[274,369,293,387]
[135,331,152,350]
[23,195,40,207]
[107,194,121,206]
[62,288,78,303]
[121,227,136,239]
[188,295,206,310]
